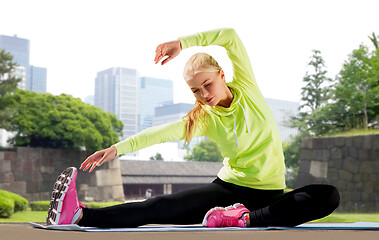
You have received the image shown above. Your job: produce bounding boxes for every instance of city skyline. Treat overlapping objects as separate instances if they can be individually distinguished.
[0,34,47,93]
[1,0,378,105]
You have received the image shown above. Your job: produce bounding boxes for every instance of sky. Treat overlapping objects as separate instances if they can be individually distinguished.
[1,0,378,104]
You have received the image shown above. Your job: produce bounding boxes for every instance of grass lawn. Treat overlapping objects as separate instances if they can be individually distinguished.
[312,213,379,223]
[0,209,46,223]
[322,128,379,138]
[1,209,379,224]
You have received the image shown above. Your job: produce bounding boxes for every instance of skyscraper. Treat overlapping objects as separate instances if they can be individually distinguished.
[94,67,139,139]
[0,35,30,71]
[0,34,47,93]
[29,66,47,93]
[138,77,173,132]
[265,98,299,141]
[13,66,27,90]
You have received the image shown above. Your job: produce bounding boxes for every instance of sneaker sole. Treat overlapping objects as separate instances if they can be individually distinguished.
[46,167,77,225]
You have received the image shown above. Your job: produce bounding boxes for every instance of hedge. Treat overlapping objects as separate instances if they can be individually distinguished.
[0,190,28,212]
[0,194,15,218]
[30,201,125,211]
[30,201,49,211]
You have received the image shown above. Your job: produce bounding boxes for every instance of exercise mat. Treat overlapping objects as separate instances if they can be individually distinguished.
[28,222,379,232]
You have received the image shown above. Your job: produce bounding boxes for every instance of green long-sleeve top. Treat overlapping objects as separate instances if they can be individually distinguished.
[114,28,286,190]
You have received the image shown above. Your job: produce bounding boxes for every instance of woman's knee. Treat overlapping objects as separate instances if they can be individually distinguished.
[325,185,340,211]
[305,184,340,212]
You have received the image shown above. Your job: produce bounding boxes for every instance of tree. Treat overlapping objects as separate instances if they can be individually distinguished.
[150,153,164,161]
[368,32,378,49]
[184,139,223,162]
[287,50,332,178]
[332,43,378,130]
[0,50,21,129]
[4,89,123,152]
[291,50,332,136]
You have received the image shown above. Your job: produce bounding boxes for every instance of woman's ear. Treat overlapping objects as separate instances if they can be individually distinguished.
[219,69,226,81]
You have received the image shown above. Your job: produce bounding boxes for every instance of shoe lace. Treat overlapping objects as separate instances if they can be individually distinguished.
[220,215,241,227]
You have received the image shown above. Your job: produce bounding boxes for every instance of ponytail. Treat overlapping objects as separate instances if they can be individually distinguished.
[184,100,207,144]
[183,52,219,144]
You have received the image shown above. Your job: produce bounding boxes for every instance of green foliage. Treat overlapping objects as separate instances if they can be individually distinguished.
[0,50,21,129]
[291,49,333,136]
[0,190,28,218]
[300,49,333,113]
[312,213,379,223]
[0,190,28,212]
[149,152,164,160]
[30,201,49,211]
[282,134,305,188]
[185,139,223,162]
[295,34,379,136]
[332,44,379,130]
[368,32,378,49]
[4,89,123,152]
[322,128,379,138]
[282,136,301,169]
[288,34,379,179]
[82,201,125,208]
[0,195,14,218]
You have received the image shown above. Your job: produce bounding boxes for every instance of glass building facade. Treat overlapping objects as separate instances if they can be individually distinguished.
[0,34,46,93]
[265,98,299,141]
[0,35,30,72]
[138,77,173,132]
[13,65,27,90]
[29,66,47,93]
[95,67,139,139]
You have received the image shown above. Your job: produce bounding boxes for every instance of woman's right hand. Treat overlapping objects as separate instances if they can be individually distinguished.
[154,39,182,65]
[80,146,117,173]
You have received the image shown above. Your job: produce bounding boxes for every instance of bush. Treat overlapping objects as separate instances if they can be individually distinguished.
[30,201,50,211]
[30,201,125,211]
[0,195,14,218]
[0,190,28,212]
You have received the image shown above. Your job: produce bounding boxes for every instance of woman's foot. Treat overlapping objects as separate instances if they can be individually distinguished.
[202,203,250,228]
[46,167,85,225]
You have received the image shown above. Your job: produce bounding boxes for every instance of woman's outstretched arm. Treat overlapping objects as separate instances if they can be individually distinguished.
[154,39,182,65]
[179,28,256,90]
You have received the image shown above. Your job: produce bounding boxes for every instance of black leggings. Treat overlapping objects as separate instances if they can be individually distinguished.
[78,178,340,228]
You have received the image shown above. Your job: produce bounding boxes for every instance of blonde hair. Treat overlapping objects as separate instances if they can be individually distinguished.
[183,53,222,144]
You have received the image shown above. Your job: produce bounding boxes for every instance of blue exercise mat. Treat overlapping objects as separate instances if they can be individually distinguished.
[28,222,379,232]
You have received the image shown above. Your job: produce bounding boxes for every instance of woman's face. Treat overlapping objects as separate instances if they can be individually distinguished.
[186,70,227,107]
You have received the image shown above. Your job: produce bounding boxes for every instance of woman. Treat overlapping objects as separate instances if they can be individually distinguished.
[46,28,340,228]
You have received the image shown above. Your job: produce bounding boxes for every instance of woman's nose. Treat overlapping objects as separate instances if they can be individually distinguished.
[201,89,209,98]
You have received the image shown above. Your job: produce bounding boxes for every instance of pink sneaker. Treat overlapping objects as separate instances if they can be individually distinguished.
[46,167,85,225]
[202,203,250,228]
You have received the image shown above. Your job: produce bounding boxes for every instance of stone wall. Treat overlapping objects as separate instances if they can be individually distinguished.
[295,134,379,212]
[0,147,124,202]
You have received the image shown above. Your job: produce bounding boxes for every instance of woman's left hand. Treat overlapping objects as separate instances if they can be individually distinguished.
[154,39,182,65]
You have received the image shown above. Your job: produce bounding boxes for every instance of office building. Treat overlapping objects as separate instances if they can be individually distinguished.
[29,66,47,93]
[265,98,299,141]
[94,67,139,139]
[138,77,173,132]
[83,95,94,105]
[0,34,47,93]
[13,65,27,90]
[0,35,30,71]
